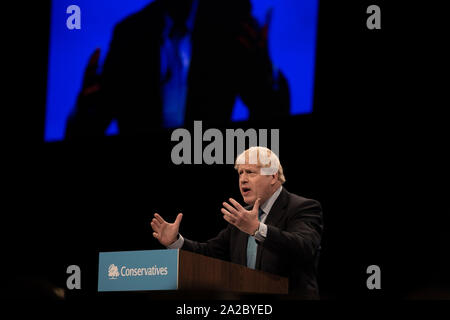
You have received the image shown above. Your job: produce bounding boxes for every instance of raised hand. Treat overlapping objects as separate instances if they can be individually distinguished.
[237,8,273,53]
[150,213,183,247]
[221,198,261,235]
[65,48,103,139]
[80,48,101,97]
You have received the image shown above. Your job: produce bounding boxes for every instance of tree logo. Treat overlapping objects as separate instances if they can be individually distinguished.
[108,264,120,280]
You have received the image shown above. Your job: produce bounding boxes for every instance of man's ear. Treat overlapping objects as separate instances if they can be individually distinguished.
[271,173,278,185]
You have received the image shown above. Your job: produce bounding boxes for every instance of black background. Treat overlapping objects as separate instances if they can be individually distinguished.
[3,0,448,304]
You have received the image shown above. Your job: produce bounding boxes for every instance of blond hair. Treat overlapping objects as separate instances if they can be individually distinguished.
[234,147,285,184]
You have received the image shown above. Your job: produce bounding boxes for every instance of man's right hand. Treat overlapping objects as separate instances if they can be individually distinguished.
[80,48,101,97]
[150,213,183,247]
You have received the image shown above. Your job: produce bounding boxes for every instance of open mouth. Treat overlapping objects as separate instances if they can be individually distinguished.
[242,187,251,195]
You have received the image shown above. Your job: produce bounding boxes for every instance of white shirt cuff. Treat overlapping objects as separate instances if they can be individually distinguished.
[254,223,267,242]
[167,234,184,249]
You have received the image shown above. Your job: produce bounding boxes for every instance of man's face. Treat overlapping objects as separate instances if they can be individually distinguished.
[238,164,276,205]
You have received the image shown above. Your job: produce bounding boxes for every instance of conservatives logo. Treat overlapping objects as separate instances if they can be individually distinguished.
[108,264,120,280]
[107,264,168,280]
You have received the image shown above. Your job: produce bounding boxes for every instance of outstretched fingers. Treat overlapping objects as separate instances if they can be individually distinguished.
[252,198,261,212]
[150,220,161,233]
[174,213,183,226]
[228,198,245,212]
[223,201,240,217]
[221,208,236,224]
[154,213,165,224]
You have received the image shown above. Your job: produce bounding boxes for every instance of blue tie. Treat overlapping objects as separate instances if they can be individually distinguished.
[246,208,263,269]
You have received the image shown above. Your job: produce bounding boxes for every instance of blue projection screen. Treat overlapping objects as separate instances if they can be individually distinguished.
[45,0,318,142]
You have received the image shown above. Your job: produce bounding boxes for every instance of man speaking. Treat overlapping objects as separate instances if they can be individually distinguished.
[150,147,323,299]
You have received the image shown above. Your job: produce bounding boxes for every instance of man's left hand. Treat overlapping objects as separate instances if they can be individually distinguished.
[222,198,261,235]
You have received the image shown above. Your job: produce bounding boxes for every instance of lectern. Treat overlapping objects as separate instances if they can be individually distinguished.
[98,249,288,295]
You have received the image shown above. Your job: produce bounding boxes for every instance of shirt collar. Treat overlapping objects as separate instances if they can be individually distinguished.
[260,186,283,215]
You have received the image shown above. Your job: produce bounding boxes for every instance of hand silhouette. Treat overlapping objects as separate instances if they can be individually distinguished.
[236,9,274,84]
[80,48,101,97]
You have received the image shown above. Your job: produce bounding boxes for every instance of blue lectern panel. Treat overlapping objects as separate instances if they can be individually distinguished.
[98,249,179,292]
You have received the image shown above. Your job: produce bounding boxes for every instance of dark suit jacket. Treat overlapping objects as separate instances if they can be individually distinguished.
[182,188,323,299]
[66,0,290,138]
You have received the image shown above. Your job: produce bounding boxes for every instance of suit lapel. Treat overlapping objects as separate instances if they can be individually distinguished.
[264,188,289,227]
[255,188,289,269]
[238,231,249,266]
